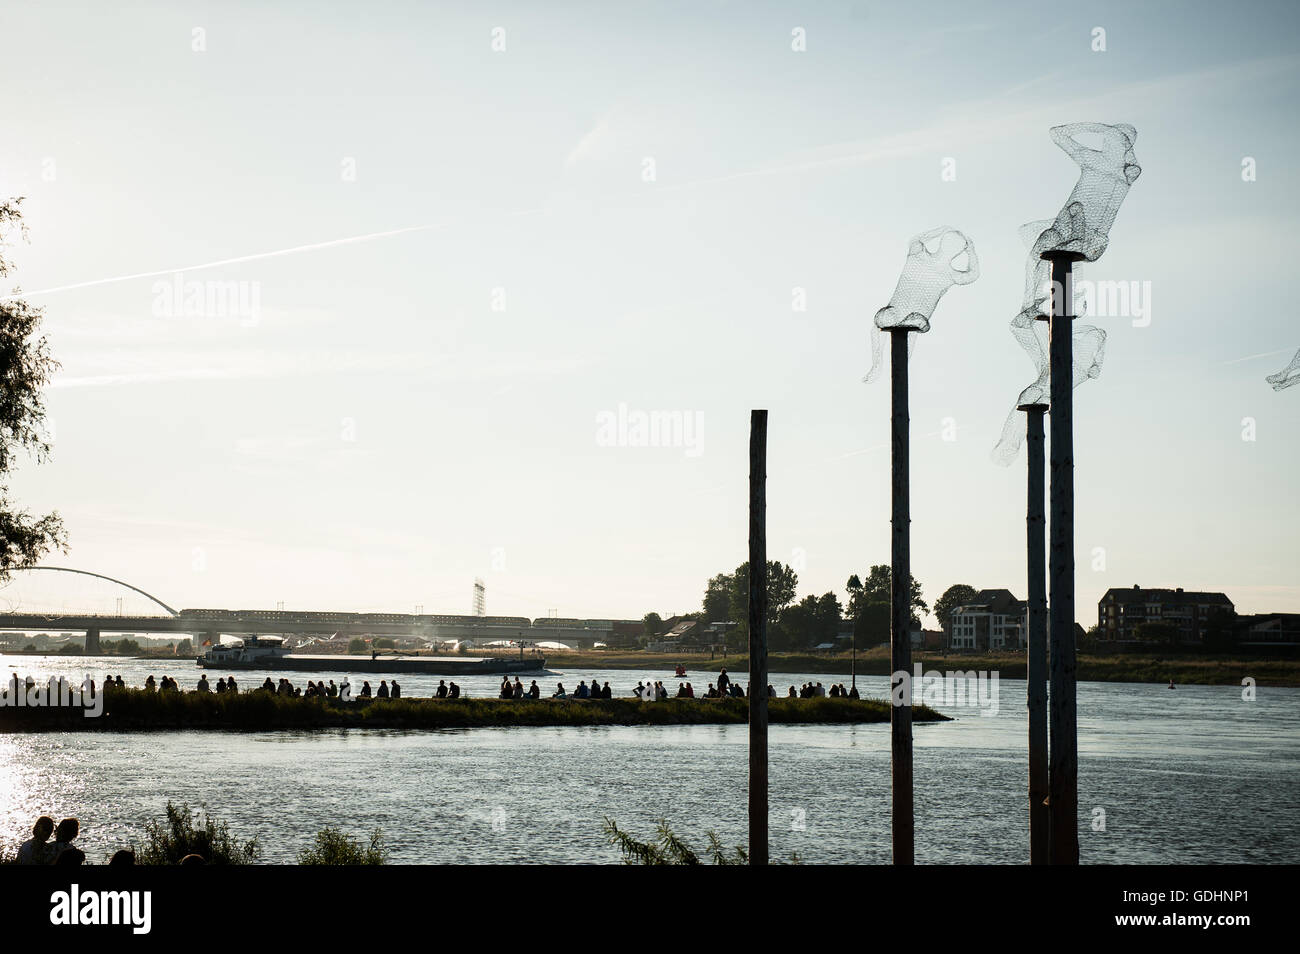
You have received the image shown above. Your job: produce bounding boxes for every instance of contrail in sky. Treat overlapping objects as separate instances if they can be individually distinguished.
[1,224,442,300]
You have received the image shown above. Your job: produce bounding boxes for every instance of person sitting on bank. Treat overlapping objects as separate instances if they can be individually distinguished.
[552,683,567,698]
[676,682,689,698]
[788,686,797,697]
[601,682,612,699]
[767,684,776,697]
[436,680,448,698]
[145,675,157,691]
[512,677,524,699]
[448,682,460,698]
[327,680,337,697]
[51,818,79,860]
[215,677,227,693]
[499,677,513,699]
[830,684,841,697]
[574,680,589,699]
[377,680,390,699]
[705,683,718,698]
[109,849,136,867]
[390,680,401,699]
[360,681,372,698]
[683,682,694,698]
[17,815,56,865]
[528,680,540,699]
[196,674,211,692]
[116,675,125,688]
[262,677,276,692]
[226,675,237,693]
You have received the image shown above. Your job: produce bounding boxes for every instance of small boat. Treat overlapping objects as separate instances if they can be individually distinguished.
[674,665,687,677]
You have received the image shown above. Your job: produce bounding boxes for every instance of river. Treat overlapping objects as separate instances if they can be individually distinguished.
[1,654,1295,864]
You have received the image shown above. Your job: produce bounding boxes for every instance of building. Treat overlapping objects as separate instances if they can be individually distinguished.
[1231,613,1300,651]
[1098,585,1233,643]
[949,589,1028,651]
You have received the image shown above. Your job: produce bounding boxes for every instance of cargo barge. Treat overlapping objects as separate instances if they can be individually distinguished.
[197,635,546,676]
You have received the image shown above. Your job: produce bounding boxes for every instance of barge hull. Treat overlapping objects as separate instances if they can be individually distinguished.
[198,654,546,676]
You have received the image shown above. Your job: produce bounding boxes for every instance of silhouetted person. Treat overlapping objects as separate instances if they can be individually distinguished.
[197,674,211,692]
[145,675,156,691]
[448,682,460,698]
[601,682,612,699]
[717,668,731,693]
[390,680,401,699]
[360,681,372,697]
[51,818,79,859]
[215,677,227,693]
[377,680,389,699]
[109,849,136,866]
[17,815,55,865]
[553,683,567,698]
[54,847,85,866]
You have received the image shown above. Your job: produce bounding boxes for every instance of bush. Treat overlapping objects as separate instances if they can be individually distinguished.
[138,802,259,865]
[348,638,367,654]
[298,827,389,865]
[604,817,748,865]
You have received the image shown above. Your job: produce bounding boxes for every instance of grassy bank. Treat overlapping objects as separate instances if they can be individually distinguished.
[0,688,946,732]
[545,648,1300,686]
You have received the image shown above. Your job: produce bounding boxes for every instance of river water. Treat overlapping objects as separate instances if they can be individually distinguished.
[1,654,1295,864]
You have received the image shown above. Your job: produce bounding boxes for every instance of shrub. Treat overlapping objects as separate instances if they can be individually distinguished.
[298,827,389,865]
[604,817,748,865]
[138,801,258,865]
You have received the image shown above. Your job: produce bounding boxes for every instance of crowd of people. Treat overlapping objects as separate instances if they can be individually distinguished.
[6,666,866,704]
[9,814,205,866]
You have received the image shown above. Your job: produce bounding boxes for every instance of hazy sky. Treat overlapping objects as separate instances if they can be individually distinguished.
[1,0,1297,626]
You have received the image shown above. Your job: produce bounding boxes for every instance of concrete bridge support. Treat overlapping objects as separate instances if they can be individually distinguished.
[85,627,102,655]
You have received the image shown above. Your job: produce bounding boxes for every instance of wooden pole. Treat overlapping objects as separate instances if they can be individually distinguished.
[1043,250,1083,865]
[1021,403,1049,864]
[888,327,913,865]
[748,409,769,866]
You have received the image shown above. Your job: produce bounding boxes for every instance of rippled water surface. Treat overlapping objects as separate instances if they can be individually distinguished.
[1,655,1296,864]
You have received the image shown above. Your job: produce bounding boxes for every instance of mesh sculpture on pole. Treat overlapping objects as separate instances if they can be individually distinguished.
[1267,349,1300,390]
[863,226,980,383]
[1031,123,1141,263]
[990,220,1105,465]
[864,224,978,865]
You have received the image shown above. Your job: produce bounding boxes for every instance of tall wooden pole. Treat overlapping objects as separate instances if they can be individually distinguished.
[1043,250,1083,865]
[1021,403,1049,864]
[888,327,913,865]
[748,409,769,866]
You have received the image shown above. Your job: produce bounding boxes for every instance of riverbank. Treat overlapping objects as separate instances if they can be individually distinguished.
[543,648,1300,686]
[0,690,947,732]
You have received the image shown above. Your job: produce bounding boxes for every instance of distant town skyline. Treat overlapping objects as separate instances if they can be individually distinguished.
[2,0,1298,627]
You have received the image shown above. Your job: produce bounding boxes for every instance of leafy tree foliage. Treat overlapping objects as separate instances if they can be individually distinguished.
[0,198,66,580]
[934,584,979,634]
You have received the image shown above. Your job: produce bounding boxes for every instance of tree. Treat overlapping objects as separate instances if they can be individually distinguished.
[642,612,663,640]
[777,591,844,652]
[702,573,733,623]
[845,564,927,629]
[347,637,367,654]
[934,584,979,634]
[727,561,798,637]
[0,198,66,580]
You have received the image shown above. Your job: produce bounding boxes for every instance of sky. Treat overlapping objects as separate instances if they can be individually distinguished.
[0,0,1297,627]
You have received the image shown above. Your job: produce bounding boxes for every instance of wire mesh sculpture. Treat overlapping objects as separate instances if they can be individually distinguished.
[1267,348,1300,390]
[990,220,1104,465]
[863,226,980,382]
[992,123,1142,464]
[1032,123,1141,262]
